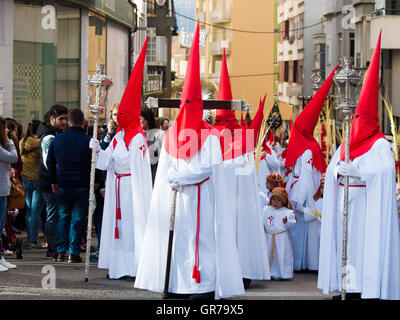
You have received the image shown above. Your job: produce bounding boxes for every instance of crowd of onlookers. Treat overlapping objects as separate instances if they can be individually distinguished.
[0,103,169,272]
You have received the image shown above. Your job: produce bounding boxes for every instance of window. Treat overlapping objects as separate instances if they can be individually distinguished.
[284,20,289,40]
[284,61,289,82]
[350,32,355,58]
[13,2,80,129]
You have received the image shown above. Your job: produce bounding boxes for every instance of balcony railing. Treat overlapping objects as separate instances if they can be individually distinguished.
[210,40,230,56]
[143,74,163,94]
[210,8,230,24]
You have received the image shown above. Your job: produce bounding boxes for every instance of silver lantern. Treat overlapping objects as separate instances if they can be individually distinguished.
[85,62,112,282]
[333,57,362,300]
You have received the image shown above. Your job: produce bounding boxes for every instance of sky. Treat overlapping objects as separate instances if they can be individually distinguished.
[174,0,196,32]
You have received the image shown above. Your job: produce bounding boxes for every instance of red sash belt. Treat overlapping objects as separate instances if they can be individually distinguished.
[192,176,210,284]
[114,172,131,239]
[339,183,366,188]
[290,175,299,190]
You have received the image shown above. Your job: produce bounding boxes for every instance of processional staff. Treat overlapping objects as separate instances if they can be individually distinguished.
[84,63,113,282]
[332,57,363,300]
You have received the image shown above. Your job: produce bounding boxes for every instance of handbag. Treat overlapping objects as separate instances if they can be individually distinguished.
[7,177,26,209]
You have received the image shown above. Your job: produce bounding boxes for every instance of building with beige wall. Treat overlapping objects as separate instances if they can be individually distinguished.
[195,0,287,120]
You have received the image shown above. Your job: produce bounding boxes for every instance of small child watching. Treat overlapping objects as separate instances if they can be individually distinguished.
[263,187,296,280]
[262,173,287,207]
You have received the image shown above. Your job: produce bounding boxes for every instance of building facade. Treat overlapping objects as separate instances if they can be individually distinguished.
[0,0,176,130]
[195,0,283,120]
[319,0,400,133]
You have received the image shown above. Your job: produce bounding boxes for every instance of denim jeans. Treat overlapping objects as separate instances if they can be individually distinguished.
[42,191,58,252]
[22,179,45,243]
[56,187,89,256]
[0,196,8,258]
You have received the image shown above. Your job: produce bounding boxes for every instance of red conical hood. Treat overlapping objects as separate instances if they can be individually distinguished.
[214,49,241,132]
[165,22,214,159]
[248,94,271,155]
[340,29,385,161]
[116,37,148,149]
[285,65,338,173]
[213,49,249,160]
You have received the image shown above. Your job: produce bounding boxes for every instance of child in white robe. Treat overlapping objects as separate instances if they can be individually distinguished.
[263,187,297,280]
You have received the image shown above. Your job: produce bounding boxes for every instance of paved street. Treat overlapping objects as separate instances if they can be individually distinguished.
[0,247,334,300]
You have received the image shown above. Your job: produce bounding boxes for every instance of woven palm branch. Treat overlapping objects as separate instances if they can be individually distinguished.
[255,118,275,174]
[382,96,400,164]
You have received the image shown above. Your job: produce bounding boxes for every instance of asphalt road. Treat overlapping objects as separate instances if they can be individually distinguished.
[0,248,335,301]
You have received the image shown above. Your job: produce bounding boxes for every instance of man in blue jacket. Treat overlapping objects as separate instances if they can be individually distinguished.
[47,109,91,263]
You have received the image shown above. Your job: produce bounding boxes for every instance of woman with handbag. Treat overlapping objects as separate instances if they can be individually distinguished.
[0,117,18,271]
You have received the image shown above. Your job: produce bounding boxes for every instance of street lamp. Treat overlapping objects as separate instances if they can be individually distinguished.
[85,62,113,282]
[332,56,363,300]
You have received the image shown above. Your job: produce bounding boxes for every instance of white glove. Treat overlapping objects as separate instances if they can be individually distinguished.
[170,182,183,192]
[89,138,100,153]
[337,162,360,178]
[167,167,183,190]
[167,167,180,184]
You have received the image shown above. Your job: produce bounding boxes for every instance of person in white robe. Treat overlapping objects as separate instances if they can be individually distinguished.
[302,175,324,271]
[263,187,296,280]
[318,31,400,300]
[213,50,270,289]
[134,23,244,300]
[90,38,152,280]
[284,66,338,271]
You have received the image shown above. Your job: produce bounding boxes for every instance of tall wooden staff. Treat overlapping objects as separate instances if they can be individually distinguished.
[84,63,112,282]
[333,57,362,300]
[163,189,178,299]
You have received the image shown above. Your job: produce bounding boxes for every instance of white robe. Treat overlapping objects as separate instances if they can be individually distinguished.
[96,131,152,279]
[318,138,400,299]
[235,152,270,280]
[286,150,321,271]
[134,135,245,299]
[263,205,296,279]
[303,198,322,271]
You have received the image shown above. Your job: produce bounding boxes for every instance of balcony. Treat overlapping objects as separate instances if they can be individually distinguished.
[198,12,206,24]
[143,74,163,94]
[278,82,302,102]
[278,0,304,22]
[370,15,400,49]
[210,8,230,24]
[210,40,231,56]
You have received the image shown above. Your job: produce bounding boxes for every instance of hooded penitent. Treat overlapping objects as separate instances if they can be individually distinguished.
[116,37,148,150]
[340,30,385,161]
[284,65,338,173]
[214,49,252,160]
[164,22,213,159]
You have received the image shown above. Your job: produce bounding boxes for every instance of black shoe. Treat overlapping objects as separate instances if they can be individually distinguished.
[243,278,252,289]
[162,292,191,300]
[189,291,215,300]
[15,238,23,259]
[332,293,361,300]
[46,250,55,259]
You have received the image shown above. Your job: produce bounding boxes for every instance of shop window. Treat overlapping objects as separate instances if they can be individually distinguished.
[13,2,80,129]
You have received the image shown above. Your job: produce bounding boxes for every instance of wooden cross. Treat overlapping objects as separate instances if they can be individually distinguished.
[145,97,250,111]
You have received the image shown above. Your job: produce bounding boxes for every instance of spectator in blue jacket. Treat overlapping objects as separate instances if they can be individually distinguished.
[47,109,91,263]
